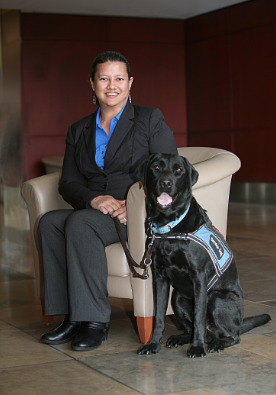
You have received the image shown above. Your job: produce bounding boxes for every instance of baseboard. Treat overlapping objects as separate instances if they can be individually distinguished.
[230,182,276,205]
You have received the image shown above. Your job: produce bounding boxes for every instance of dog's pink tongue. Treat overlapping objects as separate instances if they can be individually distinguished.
[157,192,173,206]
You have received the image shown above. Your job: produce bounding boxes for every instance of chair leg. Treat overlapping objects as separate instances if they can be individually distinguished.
[41,300,53,325]
[136,316,153,344]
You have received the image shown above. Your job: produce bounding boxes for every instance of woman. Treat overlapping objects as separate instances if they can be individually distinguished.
[38,51,177,351]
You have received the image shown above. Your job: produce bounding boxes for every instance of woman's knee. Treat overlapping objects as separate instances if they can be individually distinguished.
[38,209,72,236]
[64,209,110,242]
[64,209,93,235]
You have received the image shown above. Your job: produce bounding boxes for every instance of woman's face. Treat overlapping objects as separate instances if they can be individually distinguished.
[90,61,133,112]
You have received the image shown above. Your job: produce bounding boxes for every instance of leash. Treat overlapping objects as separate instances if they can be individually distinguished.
[113,204,191,279]
[113,217,153,279]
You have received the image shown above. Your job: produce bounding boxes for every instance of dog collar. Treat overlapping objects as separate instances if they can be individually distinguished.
[151,203,190,234]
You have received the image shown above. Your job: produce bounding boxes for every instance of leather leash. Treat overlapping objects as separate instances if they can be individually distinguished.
[113,217,153,279]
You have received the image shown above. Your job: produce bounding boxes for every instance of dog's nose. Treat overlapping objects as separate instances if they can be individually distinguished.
[160,179,172,189]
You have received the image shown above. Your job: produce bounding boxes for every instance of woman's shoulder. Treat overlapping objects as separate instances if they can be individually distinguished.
[132,104,164,120]
[70,112,96,131]
[66,112,96,144]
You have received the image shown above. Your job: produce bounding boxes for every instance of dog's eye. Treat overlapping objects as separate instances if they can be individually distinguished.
[176,168,182,173]
[153,165,160,170]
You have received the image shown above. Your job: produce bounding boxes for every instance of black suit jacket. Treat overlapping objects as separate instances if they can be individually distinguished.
[59,102,177,209]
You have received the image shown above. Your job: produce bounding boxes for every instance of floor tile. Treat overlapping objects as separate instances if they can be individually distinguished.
[236,258,276,283]
[0,303,46,328]
[0,264,34,282]
[241,278,276,303]
[0,328,71,368]
[229,238,276,258]
[261,300,276,308]
[242,301,275,335]
[163,391,227,395]
[237,333,276,360]
[0,359,140,395]
[0,279,39,309]
[21,315,64,338]
[50,318,183,359]
[1,202,276,394]
[0,319,13,331]
[48,318,140,358]
[80,346,276,395]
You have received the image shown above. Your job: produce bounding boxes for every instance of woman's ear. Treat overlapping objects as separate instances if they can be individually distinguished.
[90,77,95,91]
[129,77,134,90]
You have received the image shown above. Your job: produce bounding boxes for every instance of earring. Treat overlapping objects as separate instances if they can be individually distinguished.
[129,92,132,103]
[93,91,97,105]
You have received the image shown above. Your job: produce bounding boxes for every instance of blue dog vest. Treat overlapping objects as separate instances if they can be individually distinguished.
[152,223,233,291]
[189,224,233,291]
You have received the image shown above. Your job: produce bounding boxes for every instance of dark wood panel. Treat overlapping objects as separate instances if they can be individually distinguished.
[232,23,276,129]
[234,129,276,183]
[185,0,276,183]
[174,132,187,148]
[229,0,276,34]
[185,7,229,43]
[188,131,233,152]
[21,14,107,41]
[107,41,187,135]
[23,137,66,180]
[21,15,188,179]
[108,17,184,43]
[185,0,276,43]
[186,36,232,132]
[22,40,105,137]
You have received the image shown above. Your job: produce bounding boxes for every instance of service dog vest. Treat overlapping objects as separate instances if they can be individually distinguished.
[189,224,233,291]
[151,222,233,291]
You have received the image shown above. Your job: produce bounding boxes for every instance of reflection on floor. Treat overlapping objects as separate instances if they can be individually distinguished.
[1,203,276,394]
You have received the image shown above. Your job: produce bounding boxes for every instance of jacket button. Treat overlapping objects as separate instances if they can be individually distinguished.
[102,184,107,189]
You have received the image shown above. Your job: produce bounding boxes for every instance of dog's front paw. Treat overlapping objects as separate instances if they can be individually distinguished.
[208,339,225,353]
[187,344,206,358]
[166,334,192,348]
[138,342,161,355]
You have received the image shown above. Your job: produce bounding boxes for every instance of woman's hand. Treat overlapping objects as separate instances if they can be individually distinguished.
[91,196,127,225]
[111,201,127,225]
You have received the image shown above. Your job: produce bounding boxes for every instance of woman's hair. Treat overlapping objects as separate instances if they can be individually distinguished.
[90,51,131,81]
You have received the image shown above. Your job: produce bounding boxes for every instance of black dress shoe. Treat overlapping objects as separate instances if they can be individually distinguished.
[41,315,81,345]
[71,322,110,351]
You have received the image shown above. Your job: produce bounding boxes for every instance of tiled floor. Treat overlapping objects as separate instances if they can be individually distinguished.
[1,202,276,394]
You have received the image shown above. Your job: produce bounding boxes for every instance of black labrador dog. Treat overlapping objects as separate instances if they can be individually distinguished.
[136,153,271,358]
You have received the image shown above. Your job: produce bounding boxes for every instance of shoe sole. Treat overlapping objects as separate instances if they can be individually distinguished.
[41,333,78,345]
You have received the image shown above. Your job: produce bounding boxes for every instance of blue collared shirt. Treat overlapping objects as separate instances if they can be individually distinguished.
[95,104,126,169]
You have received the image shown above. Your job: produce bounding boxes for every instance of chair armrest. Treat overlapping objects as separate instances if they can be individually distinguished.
[21,171,71,216]
[127,182,155,317]
[178,147,241,190]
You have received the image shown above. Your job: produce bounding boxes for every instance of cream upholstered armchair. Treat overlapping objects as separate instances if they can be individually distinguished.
[21,147,241,344]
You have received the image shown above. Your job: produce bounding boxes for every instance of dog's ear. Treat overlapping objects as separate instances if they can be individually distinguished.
[182,157,199,187]
[136,156,152,187]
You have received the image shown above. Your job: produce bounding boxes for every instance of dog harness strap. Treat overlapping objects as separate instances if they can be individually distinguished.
[191,225,232,270]
[152,223,233,291]
[188,224,233,291]
[151,204,191,234]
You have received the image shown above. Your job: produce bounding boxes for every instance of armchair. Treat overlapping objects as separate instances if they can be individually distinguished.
[21,147,241,343]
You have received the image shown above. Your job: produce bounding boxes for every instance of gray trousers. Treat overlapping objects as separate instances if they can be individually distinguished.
[37,208,128,323]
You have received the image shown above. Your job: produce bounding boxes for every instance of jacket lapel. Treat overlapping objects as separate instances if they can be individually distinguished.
[104,102,135,167]
[83,111,98,169]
